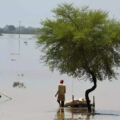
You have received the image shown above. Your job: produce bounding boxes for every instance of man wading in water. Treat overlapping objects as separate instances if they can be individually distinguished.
[55,80,66,107]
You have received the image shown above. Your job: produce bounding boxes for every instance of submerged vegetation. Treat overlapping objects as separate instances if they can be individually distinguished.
[13,82,26,88]
[37,3,120,112]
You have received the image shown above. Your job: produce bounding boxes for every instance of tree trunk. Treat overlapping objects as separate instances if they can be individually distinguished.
[85,73,97,112]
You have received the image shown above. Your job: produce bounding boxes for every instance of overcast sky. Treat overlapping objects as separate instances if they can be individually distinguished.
[0,0,120,27]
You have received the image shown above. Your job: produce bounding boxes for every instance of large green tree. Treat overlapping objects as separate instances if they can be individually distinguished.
[37,4,120,112]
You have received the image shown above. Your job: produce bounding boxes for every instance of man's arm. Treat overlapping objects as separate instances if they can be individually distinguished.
[55,85,59,97]
[55,91,58,97]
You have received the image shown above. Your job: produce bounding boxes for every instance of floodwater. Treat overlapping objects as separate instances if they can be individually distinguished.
[0,34,120,120]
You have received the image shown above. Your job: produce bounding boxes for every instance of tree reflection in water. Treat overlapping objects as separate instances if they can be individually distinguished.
[55,107,95,120]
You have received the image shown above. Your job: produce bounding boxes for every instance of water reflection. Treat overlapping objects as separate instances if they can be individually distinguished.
[56,108,65,120]
[55,107,94,120]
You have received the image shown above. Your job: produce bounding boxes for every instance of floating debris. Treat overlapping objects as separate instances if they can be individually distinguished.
[17,74,20,77]
[11,58,16,61]
[13,82,26,88]
[10,53,20,55]
[17,73,24,77]
[24,41,28,45]
[21,73,24,77]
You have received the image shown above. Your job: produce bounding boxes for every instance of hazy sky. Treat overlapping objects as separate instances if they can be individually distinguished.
[0,0,120,27]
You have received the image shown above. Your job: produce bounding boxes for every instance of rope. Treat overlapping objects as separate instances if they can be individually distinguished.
[0,91,12,104]
[0,91,12,99]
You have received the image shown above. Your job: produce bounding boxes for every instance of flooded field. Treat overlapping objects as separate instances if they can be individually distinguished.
[0,34,120,120]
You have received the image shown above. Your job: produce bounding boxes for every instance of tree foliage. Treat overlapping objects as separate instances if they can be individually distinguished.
[37,3,120,82]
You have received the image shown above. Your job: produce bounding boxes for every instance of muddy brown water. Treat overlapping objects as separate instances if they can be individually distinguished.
[0,34,120,120]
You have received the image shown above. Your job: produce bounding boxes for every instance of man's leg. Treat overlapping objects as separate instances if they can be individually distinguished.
[57,100,60,106]
[61,101,64,107]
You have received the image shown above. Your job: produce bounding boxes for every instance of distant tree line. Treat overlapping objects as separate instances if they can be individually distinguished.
[0,25,38,35]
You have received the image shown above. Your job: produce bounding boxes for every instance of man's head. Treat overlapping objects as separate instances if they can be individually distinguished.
[60,80,64,84]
